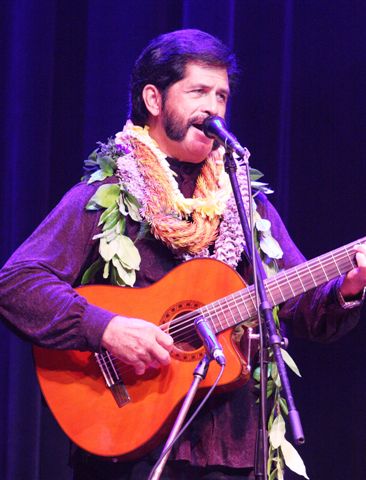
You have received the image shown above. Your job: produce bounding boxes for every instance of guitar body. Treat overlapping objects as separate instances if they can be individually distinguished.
[33,258,251,459]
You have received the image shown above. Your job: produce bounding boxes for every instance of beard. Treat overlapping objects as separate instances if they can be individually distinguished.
[162,106,197,142]
[162,105,219,151]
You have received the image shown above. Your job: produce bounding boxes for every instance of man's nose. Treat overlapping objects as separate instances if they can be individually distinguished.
[202,93,220,116]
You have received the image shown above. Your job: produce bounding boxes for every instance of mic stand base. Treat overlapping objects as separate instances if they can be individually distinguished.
[254,428,266,479]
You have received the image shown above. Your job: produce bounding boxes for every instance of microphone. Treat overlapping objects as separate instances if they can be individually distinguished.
[194,317,226,366]
[196,115,247,158]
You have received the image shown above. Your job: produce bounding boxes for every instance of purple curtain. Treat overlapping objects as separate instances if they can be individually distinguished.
[1,1,365,478]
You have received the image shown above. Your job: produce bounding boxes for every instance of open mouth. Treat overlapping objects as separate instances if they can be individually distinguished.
[192,123,204,132]
[189,115,208,131]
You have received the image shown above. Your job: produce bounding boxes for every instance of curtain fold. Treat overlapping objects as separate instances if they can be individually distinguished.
[1,1,365,479]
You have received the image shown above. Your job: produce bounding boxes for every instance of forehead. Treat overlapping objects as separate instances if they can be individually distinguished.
[180,62,229,88]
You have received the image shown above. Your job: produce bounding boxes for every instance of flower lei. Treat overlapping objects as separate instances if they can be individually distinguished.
[81,120,308,480]
[83,120,279,278]
[116,122,231,256]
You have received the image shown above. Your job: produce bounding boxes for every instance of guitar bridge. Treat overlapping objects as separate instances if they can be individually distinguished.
[94,351,131,408]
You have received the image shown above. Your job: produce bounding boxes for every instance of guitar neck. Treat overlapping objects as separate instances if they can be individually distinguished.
[202,237,366,333]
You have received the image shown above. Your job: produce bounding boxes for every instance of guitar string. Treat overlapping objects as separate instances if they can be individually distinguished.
[160,241,360,343]
[105,245,357,365]
[105,251,353,375]
[114,245,357,345]
[102,245,359,377]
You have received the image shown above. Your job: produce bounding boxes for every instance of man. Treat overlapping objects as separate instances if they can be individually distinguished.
[0,29,365,480]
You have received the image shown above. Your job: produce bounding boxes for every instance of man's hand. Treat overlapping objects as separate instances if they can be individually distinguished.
[101,316,174,375]
[340,243,366,298]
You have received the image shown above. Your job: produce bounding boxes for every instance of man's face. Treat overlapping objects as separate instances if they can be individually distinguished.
[148,63,230,163]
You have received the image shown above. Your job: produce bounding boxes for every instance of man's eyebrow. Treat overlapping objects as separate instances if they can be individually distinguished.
[187,83,230,96]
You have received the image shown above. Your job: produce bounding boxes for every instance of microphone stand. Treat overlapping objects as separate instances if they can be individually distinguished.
[149,356,211,480]
[223,150,304,479]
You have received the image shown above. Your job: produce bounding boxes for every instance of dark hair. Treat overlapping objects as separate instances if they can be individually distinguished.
[129,29,239,126]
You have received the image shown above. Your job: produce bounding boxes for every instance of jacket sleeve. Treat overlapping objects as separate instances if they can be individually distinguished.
[257,193,362,342]
[0,182,116,351]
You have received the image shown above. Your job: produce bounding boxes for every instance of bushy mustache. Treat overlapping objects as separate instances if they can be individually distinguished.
[188,115,208,128]
[163,110,218,150]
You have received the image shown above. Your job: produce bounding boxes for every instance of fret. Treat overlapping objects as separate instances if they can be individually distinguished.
[215,298,225,331]
[210,237,365,334]
[343,245,355,269]
[320,254,339,279]
[294,267,306,292]
[210,313,222,333]
[240,289,252,319]
[202,303,221,333]
[208,296,233,333]
[225,293,242,326]
[330,250,342,276]
[283,269,296,297]
[200,304,212,325]
[232,292,245,323]
[246,286,258,314]
[307,257,325,286]
[317,257,329,282]
[261,238,364,309]
[272,274,286,303]
[292,264,312,291]
[305,262,317,287]
[265,282,277,306]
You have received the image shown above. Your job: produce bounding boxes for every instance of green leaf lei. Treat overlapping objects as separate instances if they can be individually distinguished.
[252,304,309,479]
[81,139,145,287]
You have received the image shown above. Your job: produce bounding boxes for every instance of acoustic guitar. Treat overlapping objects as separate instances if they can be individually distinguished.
[33,237,364,459]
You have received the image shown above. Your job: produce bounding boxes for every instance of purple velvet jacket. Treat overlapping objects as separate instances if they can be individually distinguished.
[0,159,361,468]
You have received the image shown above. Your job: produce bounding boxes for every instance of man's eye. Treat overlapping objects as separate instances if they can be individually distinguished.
[217,93,228,103]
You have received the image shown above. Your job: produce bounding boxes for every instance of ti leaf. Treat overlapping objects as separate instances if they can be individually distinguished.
[103,260,110,279]
[87,183,120,209]
[98,155,115,175]
[111,257,136,286]
[267,379,275,398]
[249,168,264,181]
[88,148,98,161]
[81,258,103,285]
[279,397,288,416]
[281,348,302,377]
[116,216,126,235]
[269,468,278,480]
[124,196,142,222]
[99,204,118,226]
[281,439,309,479]
[271,361,282,388]
[269,414,286,449]
[115,235,141,270]
[252,366,261,382]
[103,209,120,231]
[87,169,109,184]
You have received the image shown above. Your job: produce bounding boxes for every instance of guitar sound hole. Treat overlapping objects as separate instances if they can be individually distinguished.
[169,310,202,352]
[160,300,205,361]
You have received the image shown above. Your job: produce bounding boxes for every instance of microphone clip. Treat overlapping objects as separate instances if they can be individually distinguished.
[194,316,226,367]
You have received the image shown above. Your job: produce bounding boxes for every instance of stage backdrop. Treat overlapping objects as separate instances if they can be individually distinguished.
[1,1,365,479]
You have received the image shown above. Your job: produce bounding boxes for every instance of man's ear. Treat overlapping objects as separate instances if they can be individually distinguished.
[142,84,162,117]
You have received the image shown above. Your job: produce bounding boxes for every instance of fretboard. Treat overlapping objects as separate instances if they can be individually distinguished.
[200,237,365,333]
